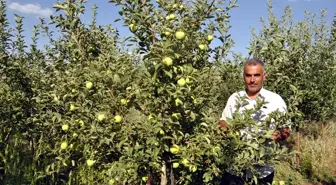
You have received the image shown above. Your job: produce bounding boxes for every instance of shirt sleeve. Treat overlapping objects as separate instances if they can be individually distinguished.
[220,93,237,121]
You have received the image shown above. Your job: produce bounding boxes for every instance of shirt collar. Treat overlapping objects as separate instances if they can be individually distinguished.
[244,87,266,100]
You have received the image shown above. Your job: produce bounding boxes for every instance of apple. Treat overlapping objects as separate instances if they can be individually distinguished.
[175,31,185,40]
[61,142,68,150]
[106,70,112,74]
[279,181,285,185]
[159,129,165,135]
[207,35,214,41]
[162,57,173,66]
[182,158,190,167]
[175,98,183,106]
[70,104,75,111]
[190,165,197,172]
[142,176,148,182]
[114,115,123,123]
[164,31,171,36]
[86,159,95,167]
[71,89,76,93]
[179,5,184,10]
[62,124,69,131]
[198,44,206,50]
[172,4,178,9]
[172,162,179,168]
[166,14,175,20]
[169,144,180,154]
[97,114,105,121]
[109,179,115,185]
[177,78,186,87]
[78,120,84,127]
[86,81,93,89]
[129,24,138,32]
[73,133,78,137]
[120,99,128,105]
[185,77,192,84]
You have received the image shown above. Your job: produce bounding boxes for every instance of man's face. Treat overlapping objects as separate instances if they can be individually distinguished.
[243,64,266,96]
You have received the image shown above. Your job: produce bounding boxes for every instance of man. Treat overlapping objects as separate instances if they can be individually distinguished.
[219,59,291,185]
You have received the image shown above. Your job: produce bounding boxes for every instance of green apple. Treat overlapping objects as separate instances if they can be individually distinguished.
[86,81,93,89]
[169,14,175,19]
[120,99,128,105]
[198,44,206,50]
[129,24,138,32]
[109,179,115,185]
[114,115,123,123]
[177,78,186,87]
[78,120,84,127]
[62,124,69,131]
[159,129,165,135]
[71,89,76,93]
[106,70,112,74]
[97,114,105,121]
[175,31,185,40]
[172,4,178,9]
[73,133,78,137]
[182,158,190,167]
[172,162,179,168]
[142,176,148,182]
[190,165,197,172]
[169,144,180,154]
[70,104,75,111]
[163,57,173,66]
[86,159,95,167]
[61,142,68,150]
[175,98,183,106]
[166,14,175,20]
[179,5,184,10]
[207,35,214,41]
[185,77,192,84]
[164,31,171,36]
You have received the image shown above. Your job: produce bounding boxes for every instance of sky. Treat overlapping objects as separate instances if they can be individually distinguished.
[4,0,336,57]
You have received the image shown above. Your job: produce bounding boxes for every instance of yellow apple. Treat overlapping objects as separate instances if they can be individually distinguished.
[62,124,69,131]
[129,24,138,32]
[61,142,68,150]
[177,78,186,87]
[114,115,123,123]
[175,31,185,40]
[86,81,93,89]
[97,114,105,121]
[163,57,173,66]
[86,159,95,167]
[169,144,180,154]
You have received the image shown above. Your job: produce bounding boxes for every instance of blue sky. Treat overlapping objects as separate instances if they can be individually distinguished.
[4,0,336,56]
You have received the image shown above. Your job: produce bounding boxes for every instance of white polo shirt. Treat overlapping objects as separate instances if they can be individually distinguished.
[220,88,287,178]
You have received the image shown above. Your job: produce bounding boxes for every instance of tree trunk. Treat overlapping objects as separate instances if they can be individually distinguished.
[160,160,167,185]
[295,125,300,169]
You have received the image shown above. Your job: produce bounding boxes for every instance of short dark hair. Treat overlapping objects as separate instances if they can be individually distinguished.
[244,59,265,72]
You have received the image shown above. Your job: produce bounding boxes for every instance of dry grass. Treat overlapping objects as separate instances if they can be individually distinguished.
[300,122,336,183]
[275,121,336,185]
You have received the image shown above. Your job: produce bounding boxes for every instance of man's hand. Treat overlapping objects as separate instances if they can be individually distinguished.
[280,127,291,140]
[218,120,228,133]
[273,128,291,142]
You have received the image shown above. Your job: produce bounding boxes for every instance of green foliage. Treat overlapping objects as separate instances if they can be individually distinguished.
[248,1,336,123]
[0,0,335,184]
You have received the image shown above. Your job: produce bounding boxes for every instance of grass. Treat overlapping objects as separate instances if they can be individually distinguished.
[275,121,336,185]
